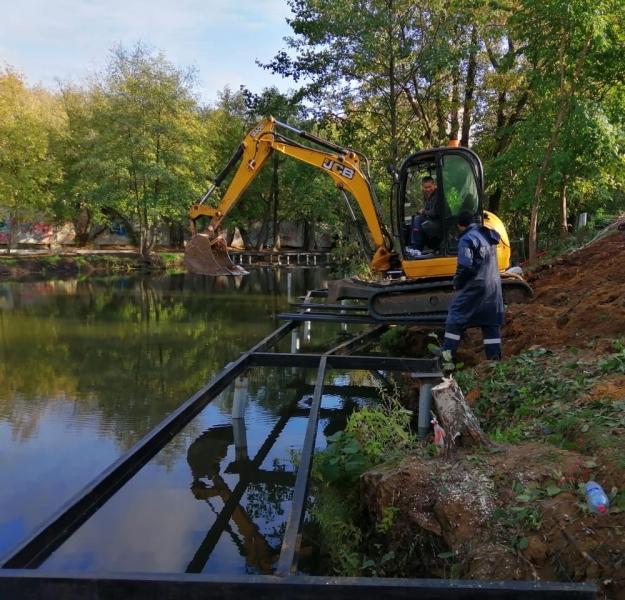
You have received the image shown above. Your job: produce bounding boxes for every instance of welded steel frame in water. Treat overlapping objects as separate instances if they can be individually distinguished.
[0,317,597,598]
[276,325,397,577]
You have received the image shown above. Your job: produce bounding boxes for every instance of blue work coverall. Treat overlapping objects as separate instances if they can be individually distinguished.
[442,223,504,360]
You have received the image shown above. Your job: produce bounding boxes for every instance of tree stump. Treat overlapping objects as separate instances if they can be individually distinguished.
[432,376,490,450]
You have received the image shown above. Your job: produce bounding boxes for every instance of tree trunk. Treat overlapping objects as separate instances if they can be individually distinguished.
[404,84,434,146]
[528,31,592,261]
[449,64,461,142]
[305,219,316,251]
[72,208,91,246]
[271,155,281,250]
[559,175,569,238]
[487,37,529,161]
[488,186,502,214]
[140,223,156,257]
[432,377,490,449]
[461,26,478,147]
[256,196,272,251]
[237,226,251,250]
[6,215,16,255]
[387,13,399,165]
[435,94,447,142]
[168,221,184,248]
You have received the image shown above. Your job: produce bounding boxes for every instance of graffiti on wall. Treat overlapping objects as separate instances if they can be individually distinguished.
[0,219,9,243]
[0,217,75,246]
[20,222,54,243]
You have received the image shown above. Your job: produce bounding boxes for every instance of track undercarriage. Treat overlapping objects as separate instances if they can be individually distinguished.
[279,273,533,324]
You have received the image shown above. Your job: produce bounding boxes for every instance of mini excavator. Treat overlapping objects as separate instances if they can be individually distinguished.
[184,117,531,320]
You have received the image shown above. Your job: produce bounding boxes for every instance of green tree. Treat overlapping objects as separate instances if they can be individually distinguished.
[82,44,206,255]
[51,85,100,245]
[0,69,63,253]
[507,0,625,259]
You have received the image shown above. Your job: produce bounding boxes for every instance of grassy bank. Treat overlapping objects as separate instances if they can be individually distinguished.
[0,251,184,280]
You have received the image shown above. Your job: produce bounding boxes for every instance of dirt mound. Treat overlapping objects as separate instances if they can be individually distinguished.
[503,229,625,355]
[362,443,625,597]
[405,224,625,366]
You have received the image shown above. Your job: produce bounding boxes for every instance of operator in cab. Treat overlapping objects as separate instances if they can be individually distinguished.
[438,209,504,361]
[407,176,442,256]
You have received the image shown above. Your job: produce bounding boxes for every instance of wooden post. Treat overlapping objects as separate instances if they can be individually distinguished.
[432,377,490,449]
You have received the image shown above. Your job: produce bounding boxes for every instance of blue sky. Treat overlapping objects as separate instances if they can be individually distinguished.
[0,0,296,104]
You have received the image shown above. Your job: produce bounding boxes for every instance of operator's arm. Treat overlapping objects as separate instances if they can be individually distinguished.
[453,237,476,290]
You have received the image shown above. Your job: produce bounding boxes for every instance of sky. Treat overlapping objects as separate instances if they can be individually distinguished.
[0,0,296,104]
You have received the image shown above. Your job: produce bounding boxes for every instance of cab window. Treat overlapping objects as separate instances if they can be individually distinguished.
[441,154,479,252]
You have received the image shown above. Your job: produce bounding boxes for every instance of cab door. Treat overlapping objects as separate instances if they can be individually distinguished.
[438,150,484,254]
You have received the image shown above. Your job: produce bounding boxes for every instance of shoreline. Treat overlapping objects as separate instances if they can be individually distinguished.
[0,251,184,281]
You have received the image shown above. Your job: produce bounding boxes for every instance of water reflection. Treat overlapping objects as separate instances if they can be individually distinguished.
[0,269,328,556]
[38,366,378,575]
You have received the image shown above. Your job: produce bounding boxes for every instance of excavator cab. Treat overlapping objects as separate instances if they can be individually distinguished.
[396,146,511,279]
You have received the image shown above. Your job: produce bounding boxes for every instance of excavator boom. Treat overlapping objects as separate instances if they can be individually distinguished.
[185,117,393,276]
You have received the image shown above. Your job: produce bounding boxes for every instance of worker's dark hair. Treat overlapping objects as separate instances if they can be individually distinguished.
[421,176,435,184]
[457,209,475,227]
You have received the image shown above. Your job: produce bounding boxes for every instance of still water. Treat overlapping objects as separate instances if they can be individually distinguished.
[0,269,376,573]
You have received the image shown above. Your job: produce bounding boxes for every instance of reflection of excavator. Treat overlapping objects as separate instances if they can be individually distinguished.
[187,424,282,574]
[185,117,531,319]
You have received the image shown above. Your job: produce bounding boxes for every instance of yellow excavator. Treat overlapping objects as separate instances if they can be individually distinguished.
[184,117,531,321]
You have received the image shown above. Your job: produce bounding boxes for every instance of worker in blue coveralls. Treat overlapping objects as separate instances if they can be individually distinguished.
[441,209,504,361]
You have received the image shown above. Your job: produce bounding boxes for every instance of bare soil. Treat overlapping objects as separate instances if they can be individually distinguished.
[504,228,625,356]
[363,444,625,598]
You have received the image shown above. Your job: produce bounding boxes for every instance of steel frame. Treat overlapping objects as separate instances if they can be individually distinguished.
[0,314,596,599]
[0,571,596,599]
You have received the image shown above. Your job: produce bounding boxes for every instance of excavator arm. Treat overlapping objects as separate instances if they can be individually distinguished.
[185,117,394,276]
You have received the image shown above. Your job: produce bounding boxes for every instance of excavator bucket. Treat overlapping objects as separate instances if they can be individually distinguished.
[184,233,248,276]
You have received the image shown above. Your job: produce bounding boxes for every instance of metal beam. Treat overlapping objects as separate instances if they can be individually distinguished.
[275,326,413,577]
[278,312,380,324]
[186,403,296,573]
[0,317,598,599]
[251,352,442,376]
[0,571,597,599]
[275,355,327,576]
[277,312,447,324]
[288,302,368,312]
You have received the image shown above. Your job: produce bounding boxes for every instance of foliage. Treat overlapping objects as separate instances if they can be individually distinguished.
[0,69,63,252]
[74,44,206,255]
[315,384,413,486]
[3,5,625,261]
[265,0,625,257]
[462,344,625,453]
[378,326,409,355]
[311,382,415,575]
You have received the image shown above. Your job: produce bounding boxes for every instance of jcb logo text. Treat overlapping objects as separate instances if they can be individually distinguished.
[322,159,354,180]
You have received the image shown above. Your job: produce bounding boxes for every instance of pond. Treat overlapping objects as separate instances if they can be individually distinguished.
[0,269,378,573]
